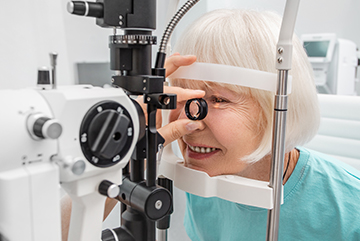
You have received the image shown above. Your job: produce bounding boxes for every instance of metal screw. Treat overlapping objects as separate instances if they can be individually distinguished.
[147,97,151,102]
[112,155,120,162]
[277,47,284,54]
[119,15,123,20]
[155,200,162,210]
[143,87,146,91]
[119,21,123,25]
[143,79,147,83]
[111,78,114,83]
[277,57,283,64]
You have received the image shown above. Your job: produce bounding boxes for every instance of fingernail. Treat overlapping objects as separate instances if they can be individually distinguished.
[191,90,205,94]
[186,122,200,131]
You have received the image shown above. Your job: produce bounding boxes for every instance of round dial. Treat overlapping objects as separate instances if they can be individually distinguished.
[79,101,134,168]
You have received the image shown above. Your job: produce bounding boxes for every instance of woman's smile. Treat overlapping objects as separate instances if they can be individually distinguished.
[186,143,220,159]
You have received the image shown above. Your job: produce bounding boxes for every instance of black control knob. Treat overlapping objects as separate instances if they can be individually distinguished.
[99,180,120,198]
[80,101,135,168]
[27,113,62,140]
[88,109,130,159]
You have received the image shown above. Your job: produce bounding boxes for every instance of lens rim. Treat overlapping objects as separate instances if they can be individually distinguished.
[185,98,208,120]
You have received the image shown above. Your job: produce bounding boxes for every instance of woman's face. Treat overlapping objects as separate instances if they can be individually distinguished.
[172,82,263,177]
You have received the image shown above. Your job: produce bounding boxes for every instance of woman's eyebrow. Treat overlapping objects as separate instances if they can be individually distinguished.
[210,88,238,99]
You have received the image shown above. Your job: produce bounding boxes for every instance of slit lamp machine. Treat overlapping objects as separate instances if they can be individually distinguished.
[0,0,300,240]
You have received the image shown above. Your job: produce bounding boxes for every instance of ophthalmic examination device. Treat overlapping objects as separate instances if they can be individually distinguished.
[0,0,300,241]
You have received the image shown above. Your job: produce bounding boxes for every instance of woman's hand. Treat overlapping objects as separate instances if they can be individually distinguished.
[136,53,205,146]
[159,86,205,146]
[164,52,196,76]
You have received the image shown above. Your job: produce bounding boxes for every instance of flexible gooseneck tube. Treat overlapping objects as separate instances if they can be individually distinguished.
[266,1,301,241]
[155,0,201,69]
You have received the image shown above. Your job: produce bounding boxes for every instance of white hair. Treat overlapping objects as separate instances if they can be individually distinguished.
[170,9,320,163]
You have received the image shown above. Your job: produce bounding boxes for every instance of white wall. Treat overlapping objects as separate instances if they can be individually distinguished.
[61,0,112,82]
[0,0,112,89]
[175,0,360,52]
[2,0,358,91]
[0,0,190,90]
[0,0,71,89]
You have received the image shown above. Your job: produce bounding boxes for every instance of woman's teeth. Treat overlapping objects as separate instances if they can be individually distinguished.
[188,145,216,153]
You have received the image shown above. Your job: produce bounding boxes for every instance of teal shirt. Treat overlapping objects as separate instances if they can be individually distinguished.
[184,147,360,241]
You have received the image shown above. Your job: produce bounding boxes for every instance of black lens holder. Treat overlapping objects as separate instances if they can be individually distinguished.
[185,98,208,121]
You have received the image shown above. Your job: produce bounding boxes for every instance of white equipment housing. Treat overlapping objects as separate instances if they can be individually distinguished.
[0,89,61,241]
[301,33,358,95]
[0,85,139,241]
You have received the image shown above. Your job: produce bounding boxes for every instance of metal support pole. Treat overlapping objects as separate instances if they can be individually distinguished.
[266,1,300,240]
[266,70,289,241]
[157,229,168,241]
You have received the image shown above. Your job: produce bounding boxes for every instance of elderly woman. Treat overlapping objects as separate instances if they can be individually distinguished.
[159,9,360,241]
[62,8,360,241]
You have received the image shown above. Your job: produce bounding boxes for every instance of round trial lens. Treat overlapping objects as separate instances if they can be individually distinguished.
[185,98,208,121]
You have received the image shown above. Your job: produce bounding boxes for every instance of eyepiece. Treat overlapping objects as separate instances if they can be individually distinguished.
[67,1,104,18]
[185,98,208,121]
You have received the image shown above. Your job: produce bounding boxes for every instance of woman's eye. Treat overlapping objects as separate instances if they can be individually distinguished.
[211,96,227,103]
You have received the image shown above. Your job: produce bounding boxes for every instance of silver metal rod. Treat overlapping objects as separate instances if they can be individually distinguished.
[266,70,289,241]
[49,52,58,89]
[157,229,168,241]
[266,0,300,239]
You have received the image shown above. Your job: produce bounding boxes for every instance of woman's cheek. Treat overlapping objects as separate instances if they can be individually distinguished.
[206,109,235,129]
[207,110,245,141]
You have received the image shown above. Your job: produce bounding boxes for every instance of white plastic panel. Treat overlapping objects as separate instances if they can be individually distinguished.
[303,94,360,170]
[304,135,360,160]
[330,155,360,171]
[0,163,61,241]
[0,169,33,240]
[169,62,293,93]
[318,94,360,120]
[0,89,58,172]
[318,118,360,140]
[27,163,61,241]
[159,146,275,209]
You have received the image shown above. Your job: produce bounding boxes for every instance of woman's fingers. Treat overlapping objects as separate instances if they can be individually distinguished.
[165,54,196,77]
[164,86,205,102]
[164,87,205,125]
[136,87,204,110]
[158,119,204,146]
[135,87,204,131]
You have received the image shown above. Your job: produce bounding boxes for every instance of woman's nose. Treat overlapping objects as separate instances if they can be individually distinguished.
[178,109,207,131]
